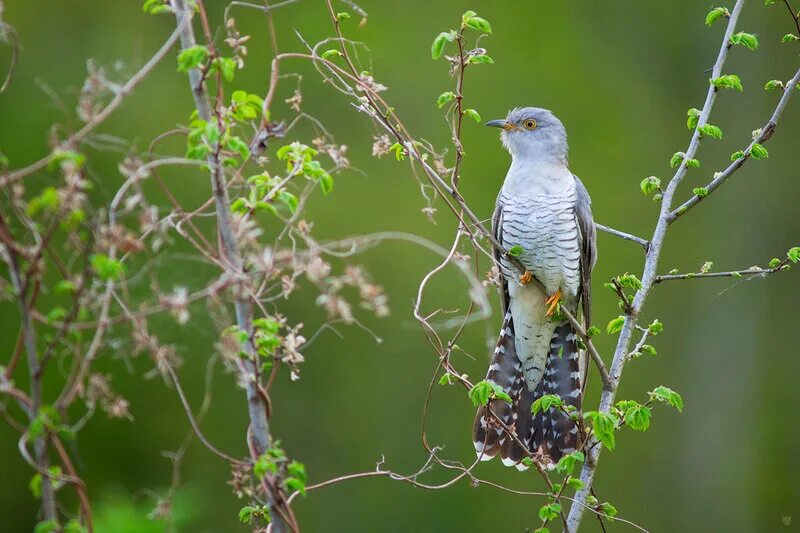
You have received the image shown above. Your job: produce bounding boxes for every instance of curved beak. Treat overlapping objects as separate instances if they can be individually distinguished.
[485,119,516,131]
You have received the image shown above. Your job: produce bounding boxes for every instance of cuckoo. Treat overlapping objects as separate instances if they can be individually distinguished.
[472,107,596,468]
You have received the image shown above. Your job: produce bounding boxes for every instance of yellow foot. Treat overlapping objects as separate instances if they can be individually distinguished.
[545,289,562,317]
[519,270,533,285]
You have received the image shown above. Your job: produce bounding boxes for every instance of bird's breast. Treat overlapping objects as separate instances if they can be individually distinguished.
[499,187,581,300]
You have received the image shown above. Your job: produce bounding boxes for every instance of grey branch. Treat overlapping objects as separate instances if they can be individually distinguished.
[654,263,791,283]
[169,2,285,531]
[668,65,800,224]
[566,1,748,529]
[595,223,649,250]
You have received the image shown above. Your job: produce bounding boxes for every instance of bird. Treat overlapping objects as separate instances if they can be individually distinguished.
[472,107,596,469]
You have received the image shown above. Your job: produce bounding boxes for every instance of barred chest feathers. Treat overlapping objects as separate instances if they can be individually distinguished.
[499,164,582,302]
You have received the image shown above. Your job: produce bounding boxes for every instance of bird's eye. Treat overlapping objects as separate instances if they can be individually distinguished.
[523,119,537,130]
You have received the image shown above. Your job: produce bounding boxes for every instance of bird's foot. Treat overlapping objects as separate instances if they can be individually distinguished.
[545,289,562,317]
[519,270,533,285]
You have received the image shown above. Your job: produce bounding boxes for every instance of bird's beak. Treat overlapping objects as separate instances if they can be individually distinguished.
[485,119,516,131]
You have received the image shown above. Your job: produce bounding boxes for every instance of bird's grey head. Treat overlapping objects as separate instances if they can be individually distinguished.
[486,107,568,164]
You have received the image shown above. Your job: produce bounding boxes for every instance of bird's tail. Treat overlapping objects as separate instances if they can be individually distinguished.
[472,319,582,468]
[536,322,582,463]
[472,310,522,462]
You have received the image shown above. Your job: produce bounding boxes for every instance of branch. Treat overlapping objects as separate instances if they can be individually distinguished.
[654,262,791,283]
[169,2,286,531]
[0,13,191,188]
[566,1,747,528]
[668,65,800,223]
[595,223,649,250]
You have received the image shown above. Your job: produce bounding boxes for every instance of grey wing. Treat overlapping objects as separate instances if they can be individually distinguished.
[574,176,597,327]
[491,194,510,315]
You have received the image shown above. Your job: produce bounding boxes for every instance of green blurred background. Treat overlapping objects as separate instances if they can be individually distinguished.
[2,1,799,531]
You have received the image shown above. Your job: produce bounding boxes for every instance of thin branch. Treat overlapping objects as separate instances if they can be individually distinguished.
[668,65,800,223]
[169,2,286,530]
[0,12,192,187]
[595,223,649,250]
[654,262,791,283]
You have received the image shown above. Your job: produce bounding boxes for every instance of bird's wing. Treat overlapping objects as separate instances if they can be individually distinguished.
[491,193,510,314]
[574,175,597,327]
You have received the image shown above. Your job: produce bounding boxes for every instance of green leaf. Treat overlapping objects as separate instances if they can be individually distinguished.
[555,451,585,475]
[464,108,481,122]
[584,411,617,450]
[705,7,729,26]
[321,49,343,60]
[226,136,251,160]
[63,520,86,533]
[567,477,585,490]
[239,506,255,524]
[467,54,494,65]
[48,149,86,171]
[649,385,684,412]
[538,502,562,521]
[787,247,800,263]
[599,502,618,518]
[532,394,564,415]
[606,316,625,335]
[204,122,220,145]
[468,380,512,406]
[750,143,768,159]
[731,150,745,161]
[686,108,701,130]
[508,244,524,257]
[436,91,456,108]
[586,326,600,337]
[624,403,652,431]
[389,142,406,161]
[431,31,457,60]
[143,0,171,14]
[462,12,492,33]
[468,381,492,406]
[214,57,237,82]
[34,521,59,533]
[685,158,700,168]
[710,74,743,91]
[318,172,334,195]
[698,123,723,139]
[90,254,125,281]
[670,152,685,168]
[177,45,209,73]
[617,273,642,291]
[640,344,657,356]
[648,319,664,334]
[764,79,784,90]
[26,187,61,217]
[729,32,759,51]
[336,11,350,21]
[693,187,709,198]
[782,33,799,43]
[640,176,661,195]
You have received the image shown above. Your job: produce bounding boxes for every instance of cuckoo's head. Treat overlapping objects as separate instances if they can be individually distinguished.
[486,107,568,163]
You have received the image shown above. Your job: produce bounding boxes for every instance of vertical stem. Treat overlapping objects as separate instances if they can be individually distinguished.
[169,2,285,531]
[1,212,57,522]
[565,1,746,529]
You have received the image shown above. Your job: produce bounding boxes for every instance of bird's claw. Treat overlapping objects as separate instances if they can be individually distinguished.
[519,270,533,285]
[545,289,562,317]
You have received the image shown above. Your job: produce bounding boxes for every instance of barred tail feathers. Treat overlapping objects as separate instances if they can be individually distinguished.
[537,322,582,462]
[472,311,520,461]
